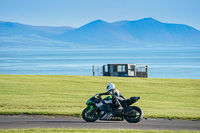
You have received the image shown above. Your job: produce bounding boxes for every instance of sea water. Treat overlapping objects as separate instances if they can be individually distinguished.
[0,47,200,79]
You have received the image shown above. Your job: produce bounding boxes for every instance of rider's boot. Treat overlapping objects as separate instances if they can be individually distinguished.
[113,99,123,115]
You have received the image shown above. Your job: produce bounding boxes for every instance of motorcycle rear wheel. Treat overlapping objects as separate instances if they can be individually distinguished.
[124,106,143,123]
[82,107,100,122]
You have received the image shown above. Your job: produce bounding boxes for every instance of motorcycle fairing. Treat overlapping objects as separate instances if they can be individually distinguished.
[99,111,124,121]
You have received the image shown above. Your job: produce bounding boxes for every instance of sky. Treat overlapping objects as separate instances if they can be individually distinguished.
[0,0,200,30]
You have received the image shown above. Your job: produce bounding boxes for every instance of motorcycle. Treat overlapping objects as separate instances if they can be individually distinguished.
[82,94,143,123]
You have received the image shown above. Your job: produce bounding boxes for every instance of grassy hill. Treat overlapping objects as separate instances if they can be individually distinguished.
[0,74,199,120]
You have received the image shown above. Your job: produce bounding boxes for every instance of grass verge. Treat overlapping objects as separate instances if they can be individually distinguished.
[0,74,199,120]
[0,129,199,133]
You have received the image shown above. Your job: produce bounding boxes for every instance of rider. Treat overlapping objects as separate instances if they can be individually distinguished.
[99,83,127,114]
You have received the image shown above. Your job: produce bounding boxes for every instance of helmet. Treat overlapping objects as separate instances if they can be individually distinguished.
[106,83,115,92]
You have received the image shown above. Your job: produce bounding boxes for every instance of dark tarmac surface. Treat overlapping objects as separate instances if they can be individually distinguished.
[0,115,199,130]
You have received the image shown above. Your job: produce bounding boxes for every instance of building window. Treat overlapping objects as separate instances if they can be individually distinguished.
[118,65,126,72]
[122,65,126,72]
[112,65,116,72]
[104,65,108,72]
[130,65,135,71]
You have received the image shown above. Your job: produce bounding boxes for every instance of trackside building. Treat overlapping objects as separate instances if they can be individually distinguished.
[93,63,148,78]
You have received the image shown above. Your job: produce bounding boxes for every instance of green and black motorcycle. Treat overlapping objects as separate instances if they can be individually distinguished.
[82,94,143,123]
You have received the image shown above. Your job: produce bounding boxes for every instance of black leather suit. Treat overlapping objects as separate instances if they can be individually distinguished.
[99,89,125,109]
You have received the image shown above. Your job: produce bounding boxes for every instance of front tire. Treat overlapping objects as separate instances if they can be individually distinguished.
[82,107,100,122]
[124,106,143,123]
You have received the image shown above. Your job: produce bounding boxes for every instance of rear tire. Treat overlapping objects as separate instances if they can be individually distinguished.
[124,106,143,123]
[82,107,100,122]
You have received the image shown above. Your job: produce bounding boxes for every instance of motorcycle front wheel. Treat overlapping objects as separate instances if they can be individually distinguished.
[124,106,143,123]
[82,107,100,122]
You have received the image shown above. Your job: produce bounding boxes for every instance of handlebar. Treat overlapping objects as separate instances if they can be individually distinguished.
[97,93,102,100]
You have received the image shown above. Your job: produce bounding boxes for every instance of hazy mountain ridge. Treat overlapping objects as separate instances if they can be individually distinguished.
[1,18,200,48]
[54,20,134,47]
[116,18,200,46]
[0,21,75,48]
[0,21,75,37]
[54,18,200,47]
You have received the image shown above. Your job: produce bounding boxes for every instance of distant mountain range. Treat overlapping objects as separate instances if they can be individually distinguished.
[1,18,200,48]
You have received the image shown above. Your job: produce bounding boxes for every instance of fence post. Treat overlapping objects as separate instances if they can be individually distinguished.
[146,65,148,78]
[93,65,95,76]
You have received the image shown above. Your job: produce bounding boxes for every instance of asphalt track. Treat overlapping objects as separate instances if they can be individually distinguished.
[0,115,200,130]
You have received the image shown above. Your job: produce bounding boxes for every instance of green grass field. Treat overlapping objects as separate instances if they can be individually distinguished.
[0,128,199,133]
[0,74,199,120]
